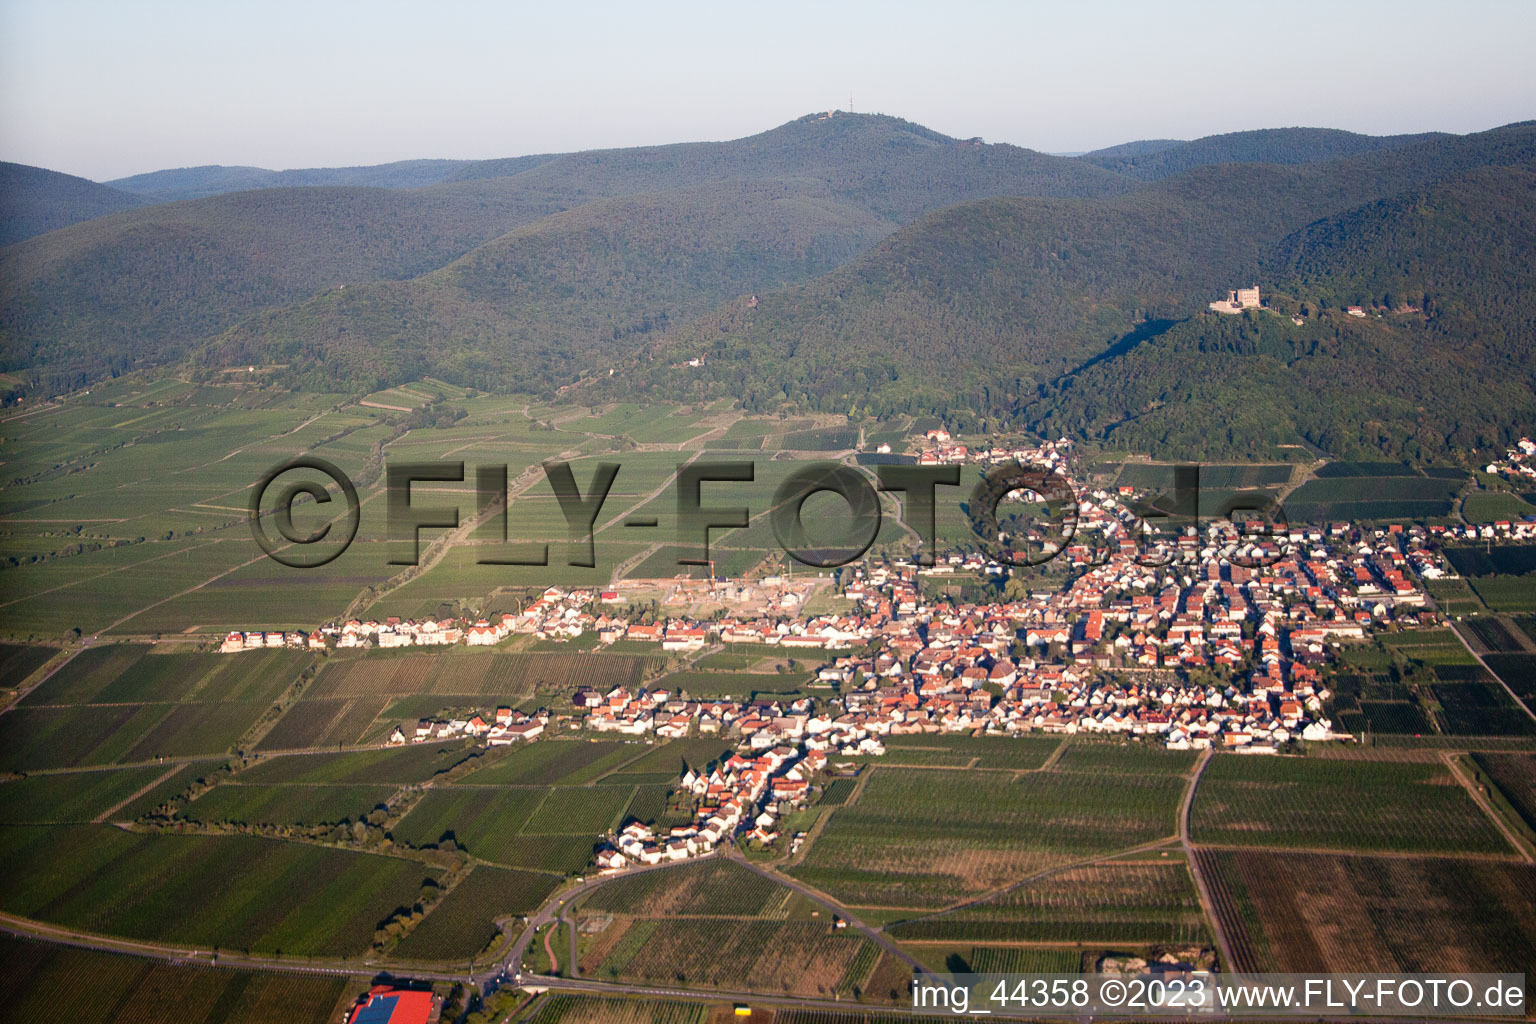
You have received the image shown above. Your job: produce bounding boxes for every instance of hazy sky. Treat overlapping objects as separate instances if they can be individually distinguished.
[3,0,1533,181]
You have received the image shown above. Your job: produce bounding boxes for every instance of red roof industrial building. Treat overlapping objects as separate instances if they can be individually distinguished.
[347,985,436,1024]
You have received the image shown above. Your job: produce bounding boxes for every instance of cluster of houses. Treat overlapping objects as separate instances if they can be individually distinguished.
[384,704,547,747]
[596,744,831,869]
[202,433,1536,875]
[913,433,1074,471]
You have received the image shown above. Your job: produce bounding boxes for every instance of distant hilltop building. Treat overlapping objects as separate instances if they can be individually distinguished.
[1209,286,1261,313]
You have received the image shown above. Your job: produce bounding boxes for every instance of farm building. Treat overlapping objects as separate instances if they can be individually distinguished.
[347,985,436,1024]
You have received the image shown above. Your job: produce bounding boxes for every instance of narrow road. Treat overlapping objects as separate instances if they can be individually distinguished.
[1178,747,1236,972]
[1449,620,1536,724]
[0,642,91,717]
[723,848,923,972]
[94,763,185,823]
[499,854,726,980]
[1440,751,1535,863]
[887,835,1181,930]
[0,910,461,984]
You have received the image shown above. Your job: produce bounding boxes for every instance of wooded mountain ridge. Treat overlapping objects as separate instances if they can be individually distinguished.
[4,113,1532,462]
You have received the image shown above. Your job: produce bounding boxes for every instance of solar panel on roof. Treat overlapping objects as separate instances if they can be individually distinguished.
[350,994,400,1024]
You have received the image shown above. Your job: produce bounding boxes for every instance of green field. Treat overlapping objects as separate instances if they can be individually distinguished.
[0,935,351,1024]
[582,858,783,917]
[253,695,389,750]
[791,765,1186,908]
[1471,752,1536,832]
[0,825,428,957]
[888,858,1208,944]
[856,734,1061,771]
[235,742,479,785]
[0,385,860,639]
[22,646,308,706]
[0,764,178,824]
[1050,739,1198,775]
[0,643,56,689]
[655,670,814,698]
[1191,754,1509,853]
[1463,491,1536,523]
[459,739,638,786]
[390,865,559,962]
[0,702,268,771]
[1283,467,1462,523]
[606,738,735,778]
[391,784,619,871]
[179,783,397,826]
[523,995,706,1024]
[1468,575,1536,613]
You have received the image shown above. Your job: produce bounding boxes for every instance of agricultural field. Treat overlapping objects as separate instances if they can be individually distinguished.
[623,783,672,825]
[0,646,315,770]
[819,777,859,805]
[522,784,634,835]
[178,782,396,826]
[0,764,179,824]
[460,738,640,786]
[1469,575,1536,614]
[858,734,1060,771]
[522,995,706,1024]
[0,643,55,689]
[1198,848,1536,974]
[1050,739,1197,775]
[389,865,559,963]
[1283,466,1461,523]
[305,650,658,699]
[596,918,879,998]
[607,738,735,779]
[1190,754,1510,854]
[0,935,352,1024]
[1430,679,1536,735]
[1114,462,1293,491]
[0,701,262,771]
[1470,752,1536,832]
[1463,490,1536,523]
[390,786,551,856]
[653,670,814,699]
[581,859,785,917]
[20,645,307,706]
[110,762,208,820]
[1426,577,1484,616]
[253,695,390,750]
[790,765,1186,909]
[1444,544,1536,578]
[887,858,1208,945]
[946,946,1083,974]
[235,741,479,785]
[1484,653,1536,705]
[0,825,428,957]
[391,780,626,872]
[1464,617,1529,653]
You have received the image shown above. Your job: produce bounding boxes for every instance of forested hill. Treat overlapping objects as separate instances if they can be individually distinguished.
[0,185,578,388]
[0,163,144,245]
[450,111,1133,221]
[202,181,896,392]
[106,159,481,203]
[559,124,1536,462]
[1,113,1129,391]
[7,111,1535,466]
[1077,126,1449,180]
